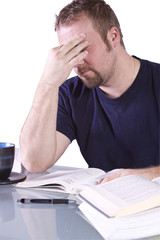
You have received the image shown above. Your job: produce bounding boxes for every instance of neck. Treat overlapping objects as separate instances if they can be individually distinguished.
[99,53,140,99]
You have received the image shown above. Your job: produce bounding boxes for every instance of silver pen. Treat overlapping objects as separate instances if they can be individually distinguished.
[17,198,76,204]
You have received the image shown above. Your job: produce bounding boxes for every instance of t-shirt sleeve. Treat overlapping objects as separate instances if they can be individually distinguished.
[56,84,76,142]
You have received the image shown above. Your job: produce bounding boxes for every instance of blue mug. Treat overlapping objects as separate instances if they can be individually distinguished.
[0,143,15,180]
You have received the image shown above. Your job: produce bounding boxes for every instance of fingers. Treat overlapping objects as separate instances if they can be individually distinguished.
[98,168,156,184]
[41,33,89,85]
[69,49,88,67]
[98,169,126,184]
[57,34,89,65]
[60,33,87,56]
[66,40,89,62]
[99,174,117,184]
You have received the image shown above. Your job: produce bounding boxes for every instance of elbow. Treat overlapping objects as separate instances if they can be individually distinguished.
[19,133,56,173]
[20,146,56,173]
[21,153,55,173]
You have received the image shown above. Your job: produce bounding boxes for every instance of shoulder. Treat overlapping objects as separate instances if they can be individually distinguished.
[141,58,160,73]
[140,58,160,102]
[136,58,160,90]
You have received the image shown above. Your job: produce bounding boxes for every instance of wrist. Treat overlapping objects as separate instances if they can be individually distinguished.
[40,68,67,88]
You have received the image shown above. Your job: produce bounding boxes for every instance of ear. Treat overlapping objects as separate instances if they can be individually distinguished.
[107,26,120,48]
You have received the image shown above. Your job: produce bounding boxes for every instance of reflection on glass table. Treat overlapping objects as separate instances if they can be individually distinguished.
[0,185,103,240]
[0,160,160,240]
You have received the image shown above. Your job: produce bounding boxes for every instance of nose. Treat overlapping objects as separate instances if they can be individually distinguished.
[73,61,85,72]
[75,59,85,67]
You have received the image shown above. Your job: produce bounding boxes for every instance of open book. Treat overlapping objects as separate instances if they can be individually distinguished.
[15,168,106,194]
[78,175,160,218]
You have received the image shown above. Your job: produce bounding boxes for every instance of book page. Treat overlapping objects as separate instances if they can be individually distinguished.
[113,208,160,239]
[79,201,160,239]
[16,168,105,194]
[79,175,160,217]
[99,175,160,205]
[79,202,123,239]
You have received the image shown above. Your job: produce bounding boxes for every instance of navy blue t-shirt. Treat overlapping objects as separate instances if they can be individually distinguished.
[57,58,160,171]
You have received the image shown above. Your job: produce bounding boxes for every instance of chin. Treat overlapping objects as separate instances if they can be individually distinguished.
[82,79,101,89]
[78,71,103,88]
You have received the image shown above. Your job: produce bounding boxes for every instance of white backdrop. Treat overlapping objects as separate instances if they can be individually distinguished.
[0,0,159,168]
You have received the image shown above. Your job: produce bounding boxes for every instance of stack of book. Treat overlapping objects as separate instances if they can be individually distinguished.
[78,174,160,239]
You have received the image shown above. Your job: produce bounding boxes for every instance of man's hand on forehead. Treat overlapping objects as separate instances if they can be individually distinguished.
[60,33,87,50]
[41,33,89,86]
[59,33,89,59]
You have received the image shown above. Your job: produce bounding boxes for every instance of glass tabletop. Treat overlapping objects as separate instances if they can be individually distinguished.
[0,164,160,240]
[0,184,104,240]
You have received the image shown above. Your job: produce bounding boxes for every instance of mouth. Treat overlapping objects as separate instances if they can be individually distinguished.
[78,69,90,77]
[81,70,89,76]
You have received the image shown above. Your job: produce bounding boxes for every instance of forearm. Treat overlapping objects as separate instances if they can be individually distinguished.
[20,81,59,173]
[20,34,88,173]
[100,165,160,183]
[128,166,160,180]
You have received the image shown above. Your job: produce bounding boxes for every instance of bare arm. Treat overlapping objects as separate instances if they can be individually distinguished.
[20,34,88,173]
[99,166,160,183]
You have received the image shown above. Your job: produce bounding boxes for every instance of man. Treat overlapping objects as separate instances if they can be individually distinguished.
[20,0,160,182]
